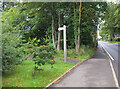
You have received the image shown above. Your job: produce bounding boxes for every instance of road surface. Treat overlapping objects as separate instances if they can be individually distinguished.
[99,41,120,86]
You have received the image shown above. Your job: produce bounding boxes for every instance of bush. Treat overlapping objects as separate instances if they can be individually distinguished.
[115,37,120,41]
[2,31,23,73]
[32,44,56,76]
[20,37,40,60]
[11,36,56,76]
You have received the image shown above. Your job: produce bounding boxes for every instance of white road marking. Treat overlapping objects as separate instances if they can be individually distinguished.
[100,43,114,61]
[109,58,120,88]
[100,43,120,88]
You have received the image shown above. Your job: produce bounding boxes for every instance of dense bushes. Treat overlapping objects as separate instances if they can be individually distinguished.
[21,37,57,76]
[2,31,23,73]
[33,45,56,66]
[2,30,56,74]
[115,37,120,42]
[32,45,56,76]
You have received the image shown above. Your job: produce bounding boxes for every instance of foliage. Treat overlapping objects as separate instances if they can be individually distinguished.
[2,2,107,48]
[80,2,107,45]
[2,31,23,73]
[1,2,107,74]
[80,28,94,46]
[20,38,40,61]
[100,2,120,41]
[20,37,56,75]
[33,45,56,71]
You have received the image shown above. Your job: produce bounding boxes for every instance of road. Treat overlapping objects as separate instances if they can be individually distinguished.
[99,41,120,86]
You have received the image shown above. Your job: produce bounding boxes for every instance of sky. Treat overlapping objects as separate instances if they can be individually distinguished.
[106,0,113,2]
[107,0,119,3]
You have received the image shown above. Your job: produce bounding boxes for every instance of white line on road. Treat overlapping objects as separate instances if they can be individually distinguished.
[100,43,115,61]
[109,58,120,89]
[100,43,119,88]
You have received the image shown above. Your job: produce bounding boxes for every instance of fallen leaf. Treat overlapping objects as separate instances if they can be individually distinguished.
[54,80,60,84]
[60,77,63,79]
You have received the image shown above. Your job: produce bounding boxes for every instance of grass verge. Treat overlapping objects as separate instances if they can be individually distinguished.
[2,60,75,87]
[54,45,95,60]
[2,45,95,87]
[106,41,120,44]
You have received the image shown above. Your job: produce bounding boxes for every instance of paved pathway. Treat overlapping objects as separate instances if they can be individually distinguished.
[50,44,117,88]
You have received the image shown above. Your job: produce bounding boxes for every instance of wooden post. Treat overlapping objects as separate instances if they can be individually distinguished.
[58,25,67,62]
[63,25,66,62]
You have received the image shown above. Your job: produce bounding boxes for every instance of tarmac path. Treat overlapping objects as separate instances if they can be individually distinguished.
[49,43,117,88]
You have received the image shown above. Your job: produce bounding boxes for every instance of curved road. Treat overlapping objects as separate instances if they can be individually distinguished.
[99,41,120,86]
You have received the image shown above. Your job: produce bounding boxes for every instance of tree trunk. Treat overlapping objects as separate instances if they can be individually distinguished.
[76,2,82,52]
[77,25,80,52]
[51,3,56,48]
[2,0,4,10]
[74,3,78,51]
[57,13,62,51]
[32,64,38,77]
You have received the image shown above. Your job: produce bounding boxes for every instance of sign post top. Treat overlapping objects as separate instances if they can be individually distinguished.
[58,25,66,31]
[63,25,66,28]
[58,25,67,62]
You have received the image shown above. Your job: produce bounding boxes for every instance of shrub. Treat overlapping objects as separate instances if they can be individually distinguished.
[115,37,120,41]
[16,37,56,76]
[20,37,40,60]
[2,31,22,73]
[32,44,56,76]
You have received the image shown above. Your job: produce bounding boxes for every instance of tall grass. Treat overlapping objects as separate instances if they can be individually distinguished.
[54,45,95,60]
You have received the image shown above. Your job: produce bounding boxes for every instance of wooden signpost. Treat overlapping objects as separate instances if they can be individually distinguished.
[58,25,67,62]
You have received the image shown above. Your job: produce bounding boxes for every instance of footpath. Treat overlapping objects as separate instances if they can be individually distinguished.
[49,44,117,88]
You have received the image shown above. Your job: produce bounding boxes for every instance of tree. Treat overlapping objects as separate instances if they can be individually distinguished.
[76,2,82,52]
[51,2,57,48]
[100,2,120,41]
[57,13,63,51]
[2,2,108,54]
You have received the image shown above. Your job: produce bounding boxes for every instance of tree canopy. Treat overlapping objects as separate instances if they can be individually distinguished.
[99,2,120,41]
[2,2,108,73]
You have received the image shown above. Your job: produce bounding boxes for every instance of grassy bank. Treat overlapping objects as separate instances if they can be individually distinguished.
[106,41,120,44]
[2,60,75,87]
